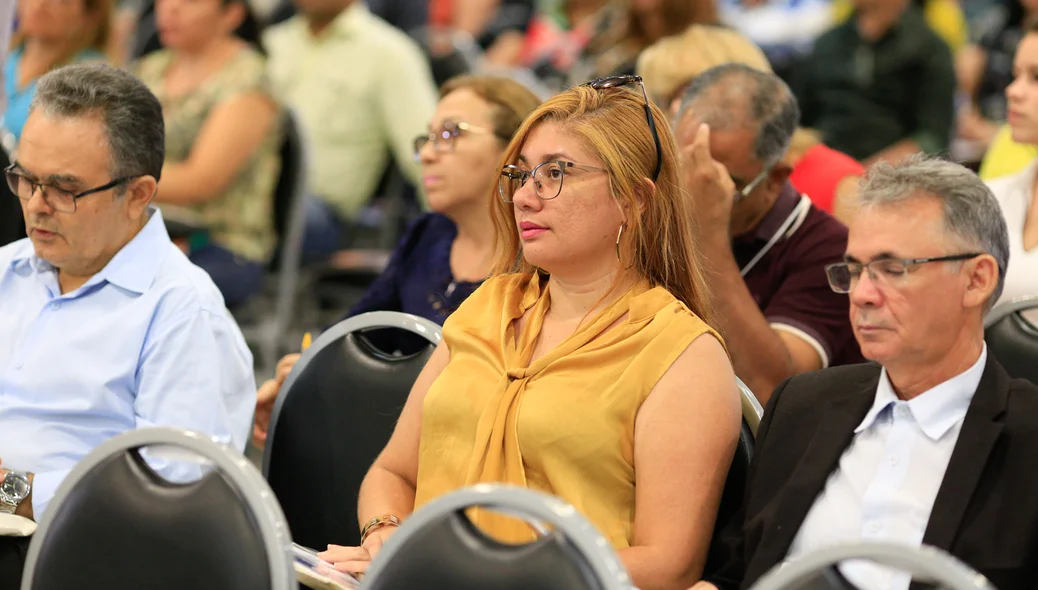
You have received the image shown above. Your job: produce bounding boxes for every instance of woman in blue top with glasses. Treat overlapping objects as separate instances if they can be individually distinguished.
[252,75,541,447]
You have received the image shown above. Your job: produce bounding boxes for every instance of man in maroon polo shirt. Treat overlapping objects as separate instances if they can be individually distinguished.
[675,63,862,404]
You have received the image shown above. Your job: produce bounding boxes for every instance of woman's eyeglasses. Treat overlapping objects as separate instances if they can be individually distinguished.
[583,75,663,183]
[499,160,608,203]
[413,121,491,158]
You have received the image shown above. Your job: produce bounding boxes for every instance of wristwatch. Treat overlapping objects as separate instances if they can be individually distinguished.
[0,470,31,514]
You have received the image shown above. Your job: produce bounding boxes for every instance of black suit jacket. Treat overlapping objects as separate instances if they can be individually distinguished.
[707,357,1038,590]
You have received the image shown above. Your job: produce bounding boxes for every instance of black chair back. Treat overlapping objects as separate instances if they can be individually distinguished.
[22,429,293,590]
[263,312,440,550]
[985,299,1038,385]
[367,514,604,590]
[364,486,631,590]
[703,419,754,577]
[272,111,304,249]
[0,146,25,247]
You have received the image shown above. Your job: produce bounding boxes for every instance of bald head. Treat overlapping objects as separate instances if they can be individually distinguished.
[676,63,799,165]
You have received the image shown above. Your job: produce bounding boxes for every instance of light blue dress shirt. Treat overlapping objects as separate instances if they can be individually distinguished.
[787,345,988,590]
[0,209,255,519]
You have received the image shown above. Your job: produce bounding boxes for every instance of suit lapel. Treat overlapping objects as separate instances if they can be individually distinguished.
[921,356,1008,551]
[755,369,880,568]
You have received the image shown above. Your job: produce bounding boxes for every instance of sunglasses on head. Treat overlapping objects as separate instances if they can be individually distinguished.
[583,75,663,183]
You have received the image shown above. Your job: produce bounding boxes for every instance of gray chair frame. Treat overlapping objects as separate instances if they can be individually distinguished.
[984,295,1038,328]
[749,542,995,590]
[239,108,312,372]
[21,427,295,590]
[363,484,634,590]
[261,310,442,477]
[738,377,764,436]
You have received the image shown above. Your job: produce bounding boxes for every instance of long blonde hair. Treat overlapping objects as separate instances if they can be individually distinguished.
[489,84,714,324]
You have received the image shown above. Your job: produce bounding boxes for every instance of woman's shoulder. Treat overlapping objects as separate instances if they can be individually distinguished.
[632,286,723,347]
[443,274,531,331]
[392,213,456,262]
[218,46,269,89]
[134,49,174,81]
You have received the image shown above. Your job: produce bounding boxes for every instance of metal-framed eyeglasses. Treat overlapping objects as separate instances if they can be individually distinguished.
[413,121,491,159]
[498,160,608,203]
[5,164,137,214]
[733,164,772,203]
[583,75,662,182]
[824,252,984,293]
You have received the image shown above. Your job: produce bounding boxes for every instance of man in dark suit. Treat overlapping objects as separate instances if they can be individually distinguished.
[696,155,1038,590]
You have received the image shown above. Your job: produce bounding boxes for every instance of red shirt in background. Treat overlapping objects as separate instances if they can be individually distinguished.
[788,143,864,214]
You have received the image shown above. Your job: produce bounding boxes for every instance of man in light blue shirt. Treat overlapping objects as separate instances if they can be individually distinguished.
[0,63,254,536]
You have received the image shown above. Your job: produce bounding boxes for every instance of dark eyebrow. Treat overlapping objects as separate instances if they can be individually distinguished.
[44,173,84,186]
[12,161,82,186]
[517,152,574,166]
[844,252,902,263]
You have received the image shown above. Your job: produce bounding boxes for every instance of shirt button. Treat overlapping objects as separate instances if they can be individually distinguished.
[889,455,899,466]
[896,405,911,419]
[14,361,23,370]
[868,521,882,533]
[50,301,60,310]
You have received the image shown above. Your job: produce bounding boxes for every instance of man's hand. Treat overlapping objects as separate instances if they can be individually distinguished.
[681,123,736,245]
[688,582,720,590]
[252,353,301,448]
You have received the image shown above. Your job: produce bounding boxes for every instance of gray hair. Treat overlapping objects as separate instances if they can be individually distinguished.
[857,154,1010,308]
[676,63,799,165]
[30,63,164,183]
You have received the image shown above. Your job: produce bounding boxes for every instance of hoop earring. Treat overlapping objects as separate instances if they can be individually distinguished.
[615,222,626,262]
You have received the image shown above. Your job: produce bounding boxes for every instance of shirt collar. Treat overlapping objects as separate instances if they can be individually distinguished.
[305,2,368,39]
[736,182,801,243]
[10,208,172,295]
[856,344,988,440]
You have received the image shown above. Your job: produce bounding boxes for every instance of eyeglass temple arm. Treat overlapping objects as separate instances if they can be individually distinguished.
[644,103,662,182]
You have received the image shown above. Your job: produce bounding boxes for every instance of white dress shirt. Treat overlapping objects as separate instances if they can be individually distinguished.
[985,159,1038,306]
[786,345,988,590]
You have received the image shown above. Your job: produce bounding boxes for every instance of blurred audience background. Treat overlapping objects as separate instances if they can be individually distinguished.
[2,0,1036,379]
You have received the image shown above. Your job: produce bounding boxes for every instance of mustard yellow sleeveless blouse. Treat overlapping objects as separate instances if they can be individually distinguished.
[413,273,722,548]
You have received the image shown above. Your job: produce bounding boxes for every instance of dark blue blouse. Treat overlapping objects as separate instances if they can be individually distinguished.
[347,213,482,353]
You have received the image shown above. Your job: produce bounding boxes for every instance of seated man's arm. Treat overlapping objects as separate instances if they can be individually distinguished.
[17,304,253,522]
[702,219,853,405]
[864,43,955,165]
[698,240,814,404]
[134,303,255,451]
[376,42,438,194]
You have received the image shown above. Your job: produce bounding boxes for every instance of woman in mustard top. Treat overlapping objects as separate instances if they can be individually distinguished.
[321,79,742,590]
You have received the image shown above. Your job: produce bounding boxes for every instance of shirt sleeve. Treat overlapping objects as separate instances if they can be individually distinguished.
[27,303,254,522]
[347,214,432,317]
[909,41,956,154]
[134,303,255,452]
[375,38,438,191]
[761,213,855,368]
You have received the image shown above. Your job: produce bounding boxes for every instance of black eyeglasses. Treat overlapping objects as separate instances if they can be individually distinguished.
[6,164,137,214]
[824,252,984,293]
[583,75,662,182]
[413,121,491,159]
[499,160,608,203]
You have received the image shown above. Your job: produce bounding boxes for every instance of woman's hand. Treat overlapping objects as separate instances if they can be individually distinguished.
[319,527,399,576]
[251,353,301,448]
